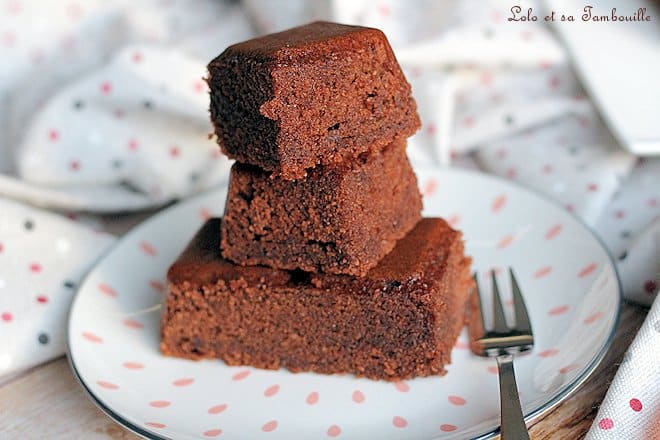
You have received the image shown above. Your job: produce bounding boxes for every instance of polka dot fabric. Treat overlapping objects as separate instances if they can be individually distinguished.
[0,197,114,377]
[0,0,250,212]
[585,298,660,440]
[13,44,231,211]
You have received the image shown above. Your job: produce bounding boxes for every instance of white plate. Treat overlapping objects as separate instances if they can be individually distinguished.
[67,168,620,440]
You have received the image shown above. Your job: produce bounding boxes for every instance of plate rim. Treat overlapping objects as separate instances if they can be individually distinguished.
[66,168,623,440]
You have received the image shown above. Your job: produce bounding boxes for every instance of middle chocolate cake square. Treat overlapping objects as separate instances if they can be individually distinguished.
[221,139,422,276]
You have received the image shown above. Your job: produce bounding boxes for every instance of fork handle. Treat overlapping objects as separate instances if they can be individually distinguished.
[496,354,529,440]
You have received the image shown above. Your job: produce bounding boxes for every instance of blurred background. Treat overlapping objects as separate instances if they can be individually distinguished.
[0,0,659,434]
[1,0,657,216]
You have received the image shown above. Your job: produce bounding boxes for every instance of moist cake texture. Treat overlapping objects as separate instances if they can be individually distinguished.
[221,139,422,276]
[161,218,473,381]
[207,21,420,179]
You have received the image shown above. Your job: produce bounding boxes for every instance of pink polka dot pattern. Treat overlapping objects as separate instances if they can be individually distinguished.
[47,129,60,142]
[98,283,117,298]
[306,392,319,405]
[264,384,279,397]
[440,424,458,432]
[583,311,604,324]
[538,349,559,358]
[145,422,166,429]
[192,80,206,94]
[534,266,553,278]
[629,398,642,412]
[203,429,222,437]
[82,332,103,343]
[462,116,475,128]
[231,370,250,381]
[128,139,139,151]
[172,378,194,387]
[392,416,408,428]
[548,305,569,316]
[578,262,598,278]
[208,404,227,415]
[100,81,112,95]
[29,262,42,273]
[448,395,466,406]
[327,424,341,437]
[123,319,143,329]
[96,381,119,390]
[149,400,171,408]
[123,362,144,370]
[139,241,157,257]
[548,75,561,89]
[598,418,614,430]
[394,382,409,393]
[559,364,578,374]
[496,234,514,249]
[149,280,165,293]
[545,224,563,240]
[491,194,507,213]
[352,390,365,403]
[261,420,278,432]
[422,179,438,197]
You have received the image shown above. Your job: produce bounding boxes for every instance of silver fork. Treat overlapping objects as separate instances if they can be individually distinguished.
[468,268,534,440]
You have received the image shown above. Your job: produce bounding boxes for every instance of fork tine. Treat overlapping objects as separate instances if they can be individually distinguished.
[472,273,487,332]
[491,271,509,333]
[509,268,532,334]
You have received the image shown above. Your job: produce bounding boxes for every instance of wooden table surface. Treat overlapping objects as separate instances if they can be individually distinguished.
[0,303,647,439]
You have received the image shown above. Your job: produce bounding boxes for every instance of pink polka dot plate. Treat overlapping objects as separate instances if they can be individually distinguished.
[67,169,620,439]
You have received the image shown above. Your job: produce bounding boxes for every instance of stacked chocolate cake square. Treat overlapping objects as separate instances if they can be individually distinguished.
[161,22,473,381]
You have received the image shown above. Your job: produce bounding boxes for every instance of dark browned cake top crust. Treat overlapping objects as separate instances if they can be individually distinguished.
[169,218,461,289]
[221,21,388,64]
[207,21,420,179]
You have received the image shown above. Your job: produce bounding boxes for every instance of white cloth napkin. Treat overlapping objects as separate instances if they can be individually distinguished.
[586,295,660,440]
[0,0,658,437]
[0,0,251,211]
[0,197,115,377]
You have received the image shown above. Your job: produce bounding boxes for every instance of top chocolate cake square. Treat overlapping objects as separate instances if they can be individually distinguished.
[207,21,420,179]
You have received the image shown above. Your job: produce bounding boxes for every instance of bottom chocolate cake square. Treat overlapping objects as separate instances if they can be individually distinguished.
[161,218,472,381]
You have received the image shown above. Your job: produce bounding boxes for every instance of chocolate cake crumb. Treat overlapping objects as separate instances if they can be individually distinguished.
[221,139,422,276]
[161,218,473,381]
